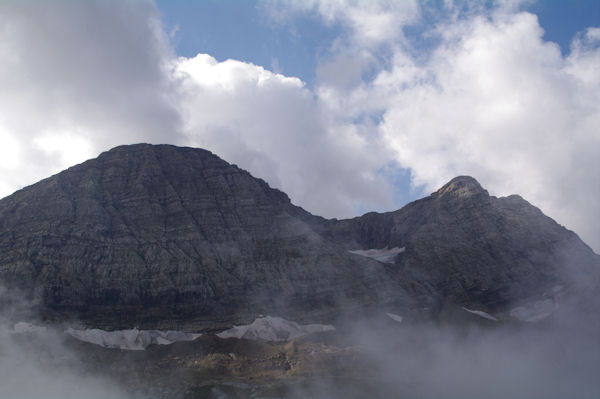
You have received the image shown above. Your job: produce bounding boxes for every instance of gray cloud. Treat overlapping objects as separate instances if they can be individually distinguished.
[0,0,598,252]
[263,1,600,251]
[375,13,600,251]
[0,0,181,194]
[0,0,397,219]
[175,54,397,217]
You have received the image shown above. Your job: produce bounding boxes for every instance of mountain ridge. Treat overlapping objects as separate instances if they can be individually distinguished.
[0,143,597,330]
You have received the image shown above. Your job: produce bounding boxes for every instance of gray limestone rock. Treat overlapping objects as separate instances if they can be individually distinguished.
[321,176,600,312]
[0,145,598,330]
[0,144,415,329]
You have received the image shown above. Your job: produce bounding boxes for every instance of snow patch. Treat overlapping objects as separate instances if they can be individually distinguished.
[12,322,47,334]
[385,313,403,323]
[550,285,564,294]
[216,316,335,342]
[65,328,201,350]
[462,307,498,321]
[349,246,405,264]
[510,299,556,322]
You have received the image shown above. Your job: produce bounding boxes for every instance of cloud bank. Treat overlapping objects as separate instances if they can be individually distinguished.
[0,0,598,250]
[0,0,180,194]
[175,53,396,216]
[263,0,600,250]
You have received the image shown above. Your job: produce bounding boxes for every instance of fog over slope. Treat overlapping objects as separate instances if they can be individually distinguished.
[0,1,597,396]
[0,146,597,398]
[348,316,600,399]
[1,276,598,398]
[0,286,135,399]
[0,0,598,251]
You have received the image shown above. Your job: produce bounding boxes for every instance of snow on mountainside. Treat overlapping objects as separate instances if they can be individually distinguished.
[462,307,498,321]
[349,247,405,264]
[12,321,48,334]
[216,316,335,342]
[386,312,404,323]
[509,299,557,322]
[61,316,335,349]
[66,327,201,350]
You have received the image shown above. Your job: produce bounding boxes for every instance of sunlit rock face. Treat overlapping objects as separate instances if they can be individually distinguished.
[0,144,598,330]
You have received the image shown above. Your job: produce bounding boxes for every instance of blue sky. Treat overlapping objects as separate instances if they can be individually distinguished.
[154,0,600,210]
[156,0,600,83]
[0,0,598,250]
[156,0,342,83]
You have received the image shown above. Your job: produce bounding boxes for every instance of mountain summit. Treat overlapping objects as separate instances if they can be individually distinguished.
[0,144,597,330]
[434,175,488,199]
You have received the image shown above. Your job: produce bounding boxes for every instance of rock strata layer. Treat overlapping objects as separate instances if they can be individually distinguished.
[0,144,597,329]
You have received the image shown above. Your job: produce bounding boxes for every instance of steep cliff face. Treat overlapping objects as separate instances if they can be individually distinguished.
[0,144,597,329]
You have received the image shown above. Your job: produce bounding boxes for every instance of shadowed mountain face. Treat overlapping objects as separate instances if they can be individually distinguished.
[0,144,598,330]
[0,144,419,329]
[321,176,600,311]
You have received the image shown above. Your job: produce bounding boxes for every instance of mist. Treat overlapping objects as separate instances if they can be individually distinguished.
[1,278,598,399]
[0,286,139,399]
[355,319,598,399]
[268,317,596,399]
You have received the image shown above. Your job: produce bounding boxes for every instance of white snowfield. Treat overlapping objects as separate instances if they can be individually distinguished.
[65,328,202,350]
[15,317,333,350]
[462,307,498,321]
[385,312,403,323]
[348,247,405,264]
[12,322,48,334]
[216,316,335,342]
[510,298,556,322]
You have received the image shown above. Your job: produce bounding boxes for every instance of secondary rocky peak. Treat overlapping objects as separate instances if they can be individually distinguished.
[434,175,488,199]
[322,174,599,312]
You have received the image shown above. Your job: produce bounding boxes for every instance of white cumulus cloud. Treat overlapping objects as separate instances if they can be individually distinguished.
[268,1,600,251]
[373,12,600,251]
[0,0,398,219]
[0,0,598,251]
[175,53,396,216]
[0,0,181,195]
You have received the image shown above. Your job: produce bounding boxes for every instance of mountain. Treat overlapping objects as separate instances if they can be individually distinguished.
[0,144,418,329]
[319,176,600,311]
[0,144,598,330]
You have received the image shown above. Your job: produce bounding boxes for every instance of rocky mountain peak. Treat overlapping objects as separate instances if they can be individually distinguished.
[0,144,598,331]
[0,144,411,329]
[434,175,488,199]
